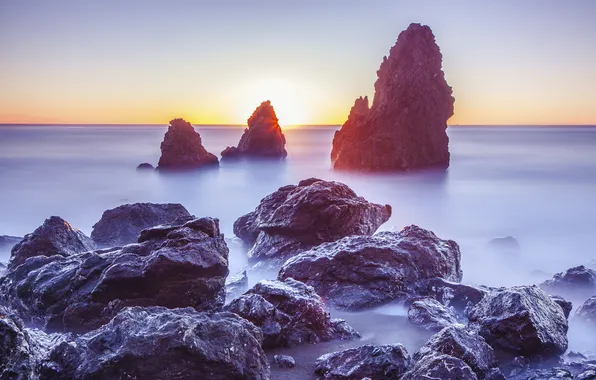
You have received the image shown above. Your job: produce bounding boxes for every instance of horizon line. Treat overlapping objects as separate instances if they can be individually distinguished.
[1,123,596,127]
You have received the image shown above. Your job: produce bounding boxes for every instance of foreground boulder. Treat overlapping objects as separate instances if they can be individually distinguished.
[224,278,359,348]
[234,178,391,262]
[414,325,497,378]
[90,202,193,247]
[41,307,270,380]
[407,297,458,332]
[0,309,36,379]
[467,285,568,358]
[314,344,411,380]
[540,265,596,301]
[8,216,95,269]
[576,296,596,326]
[0,217,229,333]
[402,354,478,380]
[279,225,462,310]
[221,101,287,159]
[331,23,454,171]
[157,118,218,170]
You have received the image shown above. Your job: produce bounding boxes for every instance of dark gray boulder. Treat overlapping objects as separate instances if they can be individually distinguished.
[467,285,568,358]
[224,278,359,348]
[413,277,488,318]
[314,344,411,380]
[540,265,596,301]
[413,325,497,378]
[551,295,573,319]
[0,217,229,333]
[90,202,193,247]
[402,354,478,380]
[233,178,391,262]
[40,306,270,380]
[576,295,596,326]
[407,297,458,332]
[0,235,21,253]
[272,355,295,369]
[8,216,95,269]
[279,225,463,311]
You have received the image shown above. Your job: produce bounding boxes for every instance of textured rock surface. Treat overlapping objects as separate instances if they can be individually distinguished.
[0,309,36,379]
[224,278,359,348]
[467,285,568,358]
[407,297,459,332]
[402,354,478,380]
[225,270,249,302]
[90,202,192,247]
[273,354,295,369]
[413,277,487,318]
[234,178,391,261]
[551,295,573,319]
[279,225,462,310]
[414,325,497,378]
[576,296,596,325]
[0,217,229,333]
[8,216,95,269]
[540,265,596,301]
[40,306,270,380]
[157,118,219,170]
[221,100,287,159]
[331,23,454,171]
[314,344,411,380]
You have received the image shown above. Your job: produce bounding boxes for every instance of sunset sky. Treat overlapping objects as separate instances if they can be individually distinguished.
[1,0,595,126]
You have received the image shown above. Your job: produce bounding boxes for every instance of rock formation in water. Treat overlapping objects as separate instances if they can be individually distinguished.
[407,297,459,332]
[90,202,193,247]
[221,101,287,159]
[540,265,596,302]
[402,354,478,380]
[136,162,154,170]
[331,23,454,171]
[8,216,96,269]
[157,118,218,170]
[0,217,228,333]
[576,295,596,326]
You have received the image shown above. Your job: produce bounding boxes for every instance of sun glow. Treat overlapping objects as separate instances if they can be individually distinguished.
[232,78,313,126]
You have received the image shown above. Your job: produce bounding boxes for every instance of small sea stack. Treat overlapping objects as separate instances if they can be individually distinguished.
[331,23,455,171]
[157,118,218,170]
[221,100,287,160]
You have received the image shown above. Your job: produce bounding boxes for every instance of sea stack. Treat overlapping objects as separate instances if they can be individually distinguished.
[331,23,454,171]
[221,101,287,159]
[157,118,218,170]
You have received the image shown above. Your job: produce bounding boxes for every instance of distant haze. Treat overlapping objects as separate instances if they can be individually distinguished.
[1,0,595,125]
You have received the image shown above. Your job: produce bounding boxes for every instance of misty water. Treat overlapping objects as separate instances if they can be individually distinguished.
[1,125,596,374]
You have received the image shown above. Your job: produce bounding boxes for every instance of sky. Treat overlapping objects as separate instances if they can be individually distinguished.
[1,0,595,126]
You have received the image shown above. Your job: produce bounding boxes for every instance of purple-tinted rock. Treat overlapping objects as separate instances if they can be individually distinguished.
[540,265,596,301]
[273,354,295,369]
[331,23,454,171]
[279,225,463,311]
[157,118,218,170]
[225,270,249,303]
[402,354,478,380]
[222,101,287,159]
[551,295,573,319]
[488,236,520,254]
[8,216,95,269]
[407,297,459,332]
[90,202,193,247]
[576,296,596,326]
[413,277,488,318]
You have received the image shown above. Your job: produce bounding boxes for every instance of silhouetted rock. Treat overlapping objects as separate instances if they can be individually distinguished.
[467,286,568,358]
[0,217,228,333]
[488,236,520,254]
[331,23,454,171]
[314,344,411,380]
[234,178,391,264]
[402,354,478,380]
[412,278,488,318]
[551,295,573,319]
[407,297,458,332]
[90,202,193,247]
[136,162,154,170]
[273,355,296,369]
[576,296,596,326]
[8,216,95,269]
[157,118,218,170]
[41,306,269,380]
[414,325,498,378]
[225,270,248,302]
[279,225,462,310]
[540,265,596,301]
[0,235,21,253]
[221,101,287,160]
[224,278,359,348]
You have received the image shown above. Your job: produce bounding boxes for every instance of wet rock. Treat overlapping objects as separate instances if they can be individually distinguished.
[331,23,454,172]
[551,295,573,319]
[156,118,219,170]
[540,265,596,301]
[0,235,21,253]
[487,236,520,254]
[225,270,248,302]
[234,178,391,263]
[402,354,478,380]
[576,295,596,326]
[314,344,411,380]
[221,100,287,159]
[413,277,488,318]
[0,309,36,379]
[41,306,269,380]
[279,225,462,311]
[467,285,568,358]
[0,217,229,333]
[407,297,458,332]
[413,325,497,378]
[136,162,154,170]
[90,202,193,247]
[273,354,296,369]
[8,216,95,269]
[224,278,359,348]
